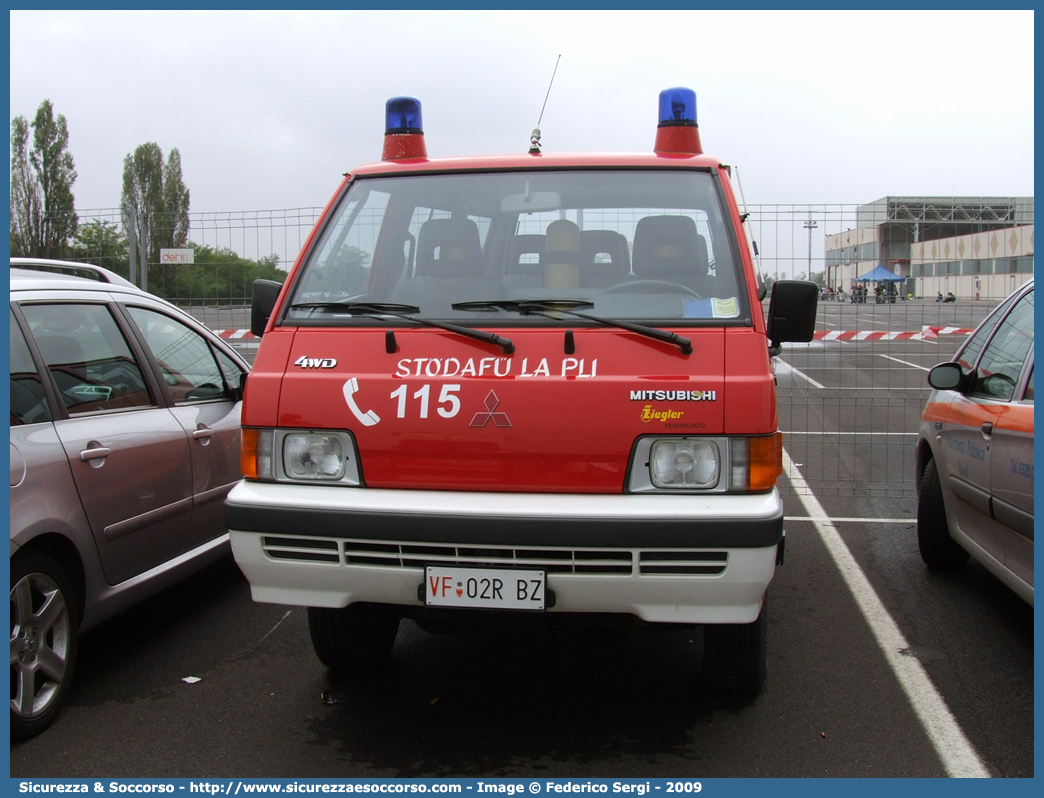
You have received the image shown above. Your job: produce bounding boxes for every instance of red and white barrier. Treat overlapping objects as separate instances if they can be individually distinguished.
[211,329,259,340]
[811,325,973,342]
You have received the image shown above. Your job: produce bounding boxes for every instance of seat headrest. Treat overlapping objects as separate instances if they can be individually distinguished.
[416,218,483,277]
[580,230,630,266]
[631,215,706,281]
[35,335,86,367]
[579,230,630,287]
[543,220,580,257]
[507,234,545,276]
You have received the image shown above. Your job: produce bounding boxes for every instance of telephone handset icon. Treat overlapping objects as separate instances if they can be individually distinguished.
[342,377,381,427]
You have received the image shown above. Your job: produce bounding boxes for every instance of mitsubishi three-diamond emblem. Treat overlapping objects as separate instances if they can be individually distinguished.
[470,390,512,427]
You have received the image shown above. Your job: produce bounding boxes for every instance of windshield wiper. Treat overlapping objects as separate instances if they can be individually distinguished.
[289,300,515,355]
[452,300,692,356]
[291,301,423,314]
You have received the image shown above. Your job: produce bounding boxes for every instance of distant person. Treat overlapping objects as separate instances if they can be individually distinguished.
[936,292,943,302]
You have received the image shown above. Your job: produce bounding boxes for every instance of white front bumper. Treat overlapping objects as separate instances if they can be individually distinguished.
[227,481,782,624]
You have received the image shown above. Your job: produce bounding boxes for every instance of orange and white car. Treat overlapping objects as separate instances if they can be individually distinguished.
[916,280,1034,604]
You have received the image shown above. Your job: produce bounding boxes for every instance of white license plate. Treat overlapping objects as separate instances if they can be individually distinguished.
[425,566,546,611]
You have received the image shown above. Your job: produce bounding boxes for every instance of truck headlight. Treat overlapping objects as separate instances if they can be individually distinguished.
[284,433,347,480]
[650,439,720,488]
[628,433,782,493]
[241,429,361,485]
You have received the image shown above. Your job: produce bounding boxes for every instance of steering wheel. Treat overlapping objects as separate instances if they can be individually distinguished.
[185,383,222,401]
[606,280,702,298]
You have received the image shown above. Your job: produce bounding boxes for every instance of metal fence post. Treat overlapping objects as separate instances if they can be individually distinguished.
[128,208,137,287]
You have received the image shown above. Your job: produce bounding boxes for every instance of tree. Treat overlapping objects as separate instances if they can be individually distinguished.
[10,100,78,258]
[121,142,190,290]
[72,220,129,278]
[161,148,190,252]
[9,117,40,256]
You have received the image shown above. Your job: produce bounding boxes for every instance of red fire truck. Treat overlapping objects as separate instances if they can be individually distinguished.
[227,88,817,694]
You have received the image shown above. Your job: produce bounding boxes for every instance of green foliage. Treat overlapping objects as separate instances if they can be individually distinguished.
[308,245,372,297]
[154,245,286,305]
[71,220,130,278]
[121,142,190,289]
[161,148,190,251]
[10,100,78,258]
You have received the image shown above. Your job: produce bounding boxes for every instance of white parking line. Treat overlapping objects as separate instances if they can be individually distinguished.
[879,354,931,372]
[782,449,990,777]
[775,358,825,389]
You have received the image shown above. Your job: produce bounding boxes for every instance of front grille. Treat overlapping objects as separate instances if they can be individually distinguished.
[344,539,633,574]
[638,550,728,575]
[262,536,339,563]
[261,535,729,577]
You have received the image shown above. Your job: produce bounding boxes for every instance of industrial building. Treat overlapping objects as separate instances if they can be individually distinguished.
[825,197,1033,299]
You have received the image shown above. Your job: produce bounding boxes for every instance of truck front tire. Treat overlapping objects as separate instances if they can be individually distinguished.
[702,594,767,696]
[308,603,400,672]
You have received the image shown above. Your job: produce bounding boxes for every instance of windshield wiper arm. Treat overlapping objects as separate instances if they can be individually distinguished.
[290,301,423,314]
[289,300,514,355]
[451,299,692,356]
[453,299,595,314]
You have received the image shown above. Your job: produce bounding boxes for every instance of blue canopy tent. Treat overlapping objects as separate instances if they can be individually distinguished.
[853,264,905,302]
[855,265,904,282]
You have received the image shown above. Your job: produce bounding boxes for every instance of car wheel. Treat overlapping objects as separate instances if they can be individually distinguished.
[10,550,79,741]
[308,603,400,673]
[917,458,970,570]
[702,593,767,695]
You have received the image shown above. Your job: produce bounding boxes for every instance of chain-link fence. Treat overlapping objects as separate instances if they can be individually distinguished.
[741,199,1029,497]
[12,200,1032,497]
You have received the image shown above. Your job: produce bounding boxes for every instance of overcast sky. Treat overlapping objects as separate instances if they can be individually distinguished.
[9,9,1035,217]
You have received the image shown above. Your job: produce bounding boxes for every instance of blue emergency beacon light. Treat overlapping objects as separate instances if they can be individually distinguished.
[382,96,427,161]
[654,87,702,155]
[658,87,697,127]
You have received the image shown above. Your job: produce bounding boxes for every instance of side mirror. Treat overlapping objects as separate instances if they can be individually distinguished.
[251,279,283,338]
[928,362,964,392]
[766,280,818,353]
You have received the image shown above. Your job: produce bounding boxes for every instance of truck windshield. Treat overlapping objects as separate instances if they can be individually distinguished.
[285,170,749,326]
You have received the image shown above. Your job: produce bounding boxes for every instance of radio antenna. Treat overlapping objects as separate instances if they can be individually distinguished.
[529,54,561,154]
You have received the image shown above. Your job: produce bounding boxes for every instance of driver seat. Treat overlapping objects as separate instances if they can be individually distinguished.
[631,215,712,295]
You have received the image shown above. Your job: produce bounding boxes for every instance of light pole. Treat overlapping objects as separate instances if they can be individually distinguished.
[803,216,817,282]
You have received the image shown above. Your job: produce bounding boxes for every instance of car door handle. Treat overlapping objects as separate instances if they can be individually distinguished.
[192,426,216,440]
[981,422,994,437]
[79,447,112,462]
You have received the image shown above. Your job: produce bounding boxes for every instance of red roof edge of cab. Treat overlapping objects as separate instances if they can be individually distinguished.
[349,150,723,177]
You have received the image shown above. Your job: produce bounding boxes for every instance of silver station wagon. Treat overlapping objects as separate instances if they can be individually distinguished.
[915,279,1034,604]
[10,259,249,740]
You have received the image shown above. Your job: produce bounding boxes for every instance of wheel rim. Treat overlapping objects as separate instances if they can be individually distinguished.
[10,572,72,719]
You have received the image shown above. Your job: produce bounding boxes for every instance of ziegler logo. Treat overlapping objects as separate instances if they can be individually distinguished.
[642,405,684,422]
[294,356,337,369]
